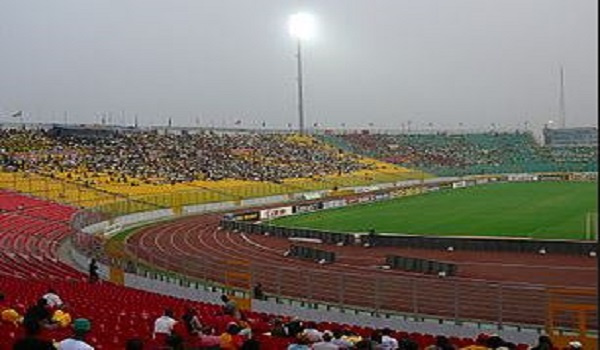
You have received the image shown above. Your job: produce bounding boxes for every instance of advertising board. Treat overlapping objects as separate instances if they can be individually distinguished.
[294,202,323,214]
[452,181,467,189]
[357,194,375,203]
[507,174,538,182]
[322,199,347,209]
[229,211,260,222]
[260,206,294,220]
[374,193,390,201]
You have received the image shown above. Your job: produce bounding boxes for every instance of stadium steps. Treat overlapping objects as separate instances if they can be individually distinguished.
[0,190,86,281]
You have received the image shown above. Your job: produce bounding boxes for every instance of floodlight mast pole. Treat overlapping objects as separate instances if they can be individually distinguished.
[559,65,566,128]
[296,39,305,134]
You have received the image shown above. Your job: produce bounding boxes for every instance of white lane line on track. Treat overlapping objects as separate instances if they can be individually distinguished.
[455,261,596,271]
[239,232,284,254]
[239,232,596,271]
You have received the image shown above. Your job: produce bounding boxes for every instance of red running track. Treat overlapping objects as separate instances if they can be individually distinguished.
[126,213,597,327]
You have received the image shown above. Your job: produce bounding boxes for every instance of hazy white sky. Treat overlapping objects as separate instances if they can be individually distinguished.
[0,0,597,131]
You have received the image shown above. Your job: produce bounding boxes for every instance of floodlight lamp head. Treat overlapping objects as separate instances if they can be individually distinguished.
[289,13,316,40]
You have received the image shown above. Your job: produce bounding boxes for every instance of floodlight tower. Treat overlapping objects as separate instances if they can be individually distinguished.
[289,13,316,134]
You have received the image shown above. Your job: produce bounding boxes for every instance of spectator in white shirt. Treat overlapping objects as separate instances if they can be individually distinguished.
[153,309,177,340]
[302,322,322,343]
[42,289,63,309]
[380,328,399,350]
[312,331,339,350]
[331,330,353,349]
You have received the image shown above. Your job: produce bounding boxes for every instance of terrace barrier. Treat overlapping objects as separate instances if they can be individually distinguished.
[67,243,546,345]
[92,240,597,333]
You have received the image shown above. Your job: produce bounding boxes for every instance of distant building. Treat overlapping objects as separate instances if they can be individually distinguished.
[47,124,142,139]
[543,127,597,147]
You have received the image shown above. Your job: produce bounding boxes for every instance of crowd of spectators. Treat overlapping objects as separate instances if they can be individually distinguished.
[547,146,598,171]
[0,128,56,153]
[2,128,597,185]
[0,289,556,350]
[0,128,370,185]
[327,132,597,176]
[3,267,592,350]
[3,285,585,350]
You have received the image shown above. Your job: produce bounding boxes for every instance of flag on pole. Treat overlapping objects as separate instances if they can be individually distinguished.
[234,120,242,125]
[11,111,23,118]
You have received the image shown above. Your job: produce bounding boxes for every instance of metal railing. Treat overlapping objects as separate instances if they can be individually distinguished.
[70,233,597,331]
[1,169,427,214]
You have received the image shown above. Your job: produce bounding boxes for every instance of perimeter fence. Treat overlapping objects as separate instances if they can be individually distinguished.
[69,234,598,332]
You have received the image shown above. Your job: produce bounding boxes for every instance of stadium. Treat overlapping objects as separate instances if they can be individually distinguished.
[0,124,597,349]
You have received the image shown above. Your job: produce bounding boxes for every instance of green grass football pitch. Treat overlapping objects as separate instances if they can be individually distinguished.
[271,182,598,240]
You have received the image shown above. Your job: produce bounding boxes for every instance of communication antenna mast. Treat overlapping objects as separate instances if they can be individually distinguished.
[559,65,566,128]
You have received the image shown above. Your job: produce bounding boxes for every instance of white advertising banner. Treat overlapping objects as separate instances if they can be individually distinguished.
[260,206,294,220]
[322,199,347,209]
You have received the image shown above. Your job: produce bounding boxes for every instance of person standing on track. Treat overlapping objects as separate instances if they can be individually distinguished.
[88,258,99,283]
[367,228,376,247]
